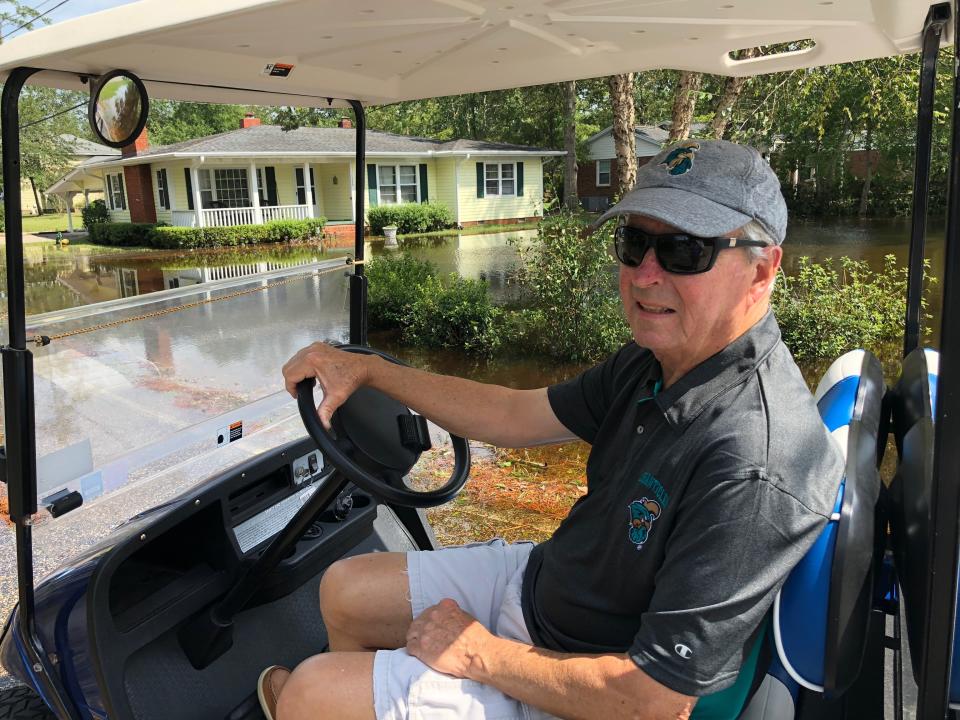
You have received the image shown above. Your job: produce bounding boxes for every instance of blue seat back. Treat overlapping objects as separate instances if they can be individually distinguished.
[741,349,884,718]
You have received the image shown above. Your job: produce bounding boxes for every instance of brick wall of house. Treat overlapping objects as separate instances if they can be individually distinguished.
[577,156,654,208]
[122,164,158,224]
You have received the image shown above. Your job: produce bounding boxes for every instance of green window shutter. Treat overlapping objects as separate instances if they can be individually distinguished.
[476,162,485,198]
[419,163,429,202]
[309,167,316,205]
[161,169,170,209]
[184,168,194,210]
[118,172,127,210]
[516,162,524,197]
[295,167,306,205]
[367,164,378,206]
[265,166,278,205]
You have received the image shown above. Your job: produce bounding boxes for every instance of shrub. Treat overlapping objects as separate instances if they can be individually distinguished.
[404,274,503,355]
[88,222,158,246]
[772,254,934,360]
[368,202,454,235]
[81,199,109,229]
[98,218,327,249]
[512,210,629,363]
[365,253,437,329]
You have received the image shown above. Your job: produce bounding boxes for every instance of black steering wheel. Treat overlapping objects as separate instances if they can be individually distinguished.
[296,345,471,508]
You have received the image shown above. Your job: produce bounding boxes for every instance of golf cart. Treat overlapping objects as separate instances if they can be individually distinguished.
[0,1,957,718]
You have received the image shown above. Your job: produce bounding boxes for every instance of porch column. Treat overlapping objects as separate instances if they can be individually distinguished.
[65,192,75,232]
[349,161,356,223]
[248,161,263,224]
[83,189,90,207]
[190,165,204,227]
[303,162,314,218]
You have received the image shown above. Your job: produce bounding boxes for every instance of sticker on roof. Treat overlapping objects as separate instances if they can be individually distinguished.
[262,63,294,78]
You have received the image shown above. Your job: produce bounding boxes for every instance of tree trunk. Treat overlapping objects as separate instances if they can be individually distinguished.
[669,71,703,142]
[858,124,874,218]
[563,80,578,211]
[28,176,42,216]
[608,73,637,197]
[708,49,757,139]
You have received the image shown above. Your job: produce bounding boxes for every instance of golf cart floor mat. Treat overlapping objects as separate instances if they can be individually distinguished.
[121,512,417,720]
[0,685,56,719]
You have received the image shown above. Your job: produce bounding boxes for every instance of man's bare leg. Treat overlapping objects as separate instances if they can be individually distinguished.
[277,653,376,720]
[319,551,413,651]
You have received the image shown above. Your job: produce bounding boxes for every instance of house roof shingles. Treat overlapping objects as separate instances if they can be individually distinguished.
[131,125,559,159]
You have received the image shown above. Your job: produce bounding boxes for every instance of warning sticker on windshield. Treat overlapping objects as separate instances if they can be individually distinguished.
[262,63,294,77]
[217,421,244,447]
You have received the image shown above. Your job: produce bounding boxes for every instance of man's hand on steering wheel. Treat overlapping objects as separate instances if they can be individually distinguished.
[282,342,373,430]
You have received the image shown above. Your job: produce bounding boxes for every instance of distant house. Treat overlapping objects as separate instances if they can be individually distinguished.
[578,125,669,211]
[63,115,563,244]
[36,135,119,219]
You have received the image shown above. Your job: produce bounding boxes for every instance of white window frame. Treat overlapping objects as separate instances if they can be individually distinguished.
[295,167,316,206]
[155,169,170,211]
[197,167,263,208]
[596,159,612,188]
[376,164,420,205]
[484,162,516,197]
[105,172,126,210]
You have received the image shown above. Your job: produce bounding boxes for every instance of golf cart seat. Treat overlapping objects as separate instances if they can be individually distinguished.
[888,348,951,704]
[739,349,884,719]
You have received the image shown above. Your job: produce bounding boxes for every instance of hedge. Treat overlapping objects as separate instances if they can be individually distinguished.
[367,202,454,235]
[88,218,326,249]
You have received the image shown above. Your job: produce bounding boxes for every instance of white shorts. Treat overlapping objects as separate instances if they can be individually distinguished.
[372,539,558,720]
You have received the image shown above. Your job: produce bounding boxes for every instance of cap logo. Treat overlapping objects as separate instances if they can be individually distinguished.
[659,141,700,176]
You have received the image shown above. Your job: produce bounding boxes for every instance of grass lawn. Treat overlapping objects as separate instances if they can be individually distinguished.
[22,213,76,233]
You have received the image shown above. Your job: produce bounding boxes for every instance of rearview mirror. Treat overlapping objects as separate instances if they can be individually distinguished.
[88,69,149,148]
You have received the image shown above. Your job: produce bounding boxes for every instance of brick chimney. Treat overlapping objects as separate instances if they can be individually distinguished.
[121,127,149,158]
[241,113,261,129]
[338,117,353,129]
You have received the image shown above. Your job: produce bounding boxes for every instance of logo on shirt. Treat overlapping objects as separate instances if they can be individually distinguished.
[675,643,693,660]
[628,498,661,549]
[638,472,670,510]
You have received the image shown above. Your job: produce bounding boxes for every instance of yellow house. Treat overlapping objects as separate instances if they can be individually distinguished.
[73,117,562,243]
[40,135,120,222]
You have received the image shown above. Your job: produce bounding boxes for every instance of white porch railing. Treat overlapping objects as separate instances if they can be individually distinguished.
[171,211,197,227]
[262,204,311,222]
[171,205,313,228]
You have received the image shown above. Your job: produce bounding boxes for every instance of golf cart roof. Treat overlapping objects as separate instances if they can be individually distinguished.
[0,0,944,108]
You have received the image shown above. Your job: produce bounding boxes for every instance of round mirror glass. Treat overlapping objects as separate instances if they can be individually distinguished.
[89,70,149,148]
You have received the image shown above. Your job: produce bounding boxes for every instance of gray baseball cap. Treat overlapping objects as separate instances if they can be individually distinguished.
[595,139,788,245]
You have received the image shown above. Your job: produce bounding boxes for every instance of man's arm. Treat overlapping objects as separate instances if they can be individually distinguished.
[406,599,695,720]
[281,342,575,447]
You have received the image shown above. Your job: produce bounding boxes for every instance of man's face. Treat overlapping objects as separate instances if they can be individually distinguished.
[618,214,779,378]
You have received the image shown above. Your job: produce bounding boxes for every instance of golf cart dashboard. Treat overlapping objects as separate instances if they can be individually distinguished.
[89,437,376,654]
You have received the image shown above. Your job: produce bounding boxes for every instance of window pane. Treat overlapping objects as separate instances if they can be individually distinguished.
[400,185,418,203]
[380,187,398,204]
[501,164,514,179]
[379,166,396,185]
[198,171,212,191]
[501,179,515,195]
[485,165,499,180]
[399,165,417,184]
[486,179,499,196]
[214,168,250,207]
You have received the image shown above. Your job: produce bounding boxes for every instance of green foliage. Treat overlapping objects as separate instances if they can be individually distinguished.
[81,199,109,229]
[772,255,933,360]
[88,222,158,247]
[88,218,326,249]
[365,254,502,354]
[148,101,262,145]
[367,202,455,235]
[366,253,437,328]
[404,274,503,355]
[513,210,630,362]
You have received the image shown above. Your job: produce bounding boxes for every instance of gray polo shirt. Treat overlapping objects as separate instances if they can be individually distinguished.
[521,310,844,696]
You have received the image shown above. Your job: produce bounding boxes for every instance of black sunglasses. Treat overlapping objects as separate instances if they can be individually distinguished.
[613,225,769,275]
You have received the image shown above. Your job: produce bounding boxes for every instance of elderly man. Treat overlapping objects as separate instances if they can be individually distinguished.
[259,140,844,720]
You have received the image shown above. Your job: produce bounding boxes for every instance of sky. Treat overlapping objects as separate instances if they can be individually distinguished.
[7,0,137,39]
